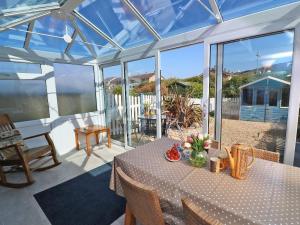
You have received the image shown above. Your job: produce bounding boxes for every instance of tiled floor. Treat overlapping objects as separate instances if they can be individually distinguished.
[0,144,127,225]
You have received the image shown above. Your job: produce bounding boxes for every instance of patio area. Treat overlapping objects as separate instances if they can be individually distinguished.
[1,0,300,225]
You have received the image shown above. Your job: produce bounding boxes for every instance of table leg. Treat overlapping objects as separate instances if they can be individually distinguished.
[75,131,80,150]
[85,134,91,156]
[107,128,111,148]
[95,132,100,145]
[125,204,136,225]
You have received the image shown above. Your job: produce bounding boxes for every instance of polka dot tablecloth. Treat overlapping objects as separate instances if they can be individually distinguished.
[110,137,300,225]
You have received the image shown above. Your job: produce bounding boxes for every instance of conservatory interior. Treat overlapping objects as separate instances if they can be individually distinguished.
[0,0,300,225]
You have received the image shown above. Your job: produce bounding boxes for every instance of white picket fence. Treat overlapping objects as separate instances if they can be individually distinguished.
[106,94,216,135]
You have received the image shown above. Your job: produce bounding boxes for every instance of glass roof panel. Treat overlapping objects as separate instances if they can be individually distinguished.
[29,15,73,53]
[75,17,119,56]
[0,16,19,25]
[0,13,38,27]
[0,23,27,48]
[76,0,154,48]
[217,0,300,21]
[130,0,217,38]
[0,0,60,11]
[68,35,92,58]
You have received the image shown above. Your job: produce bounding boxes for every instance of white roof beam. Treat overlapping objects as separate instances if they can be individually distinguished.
[69,16,97,58]
[121,0,161,40]
[0,11,51,32]
[64,29,78,54]
[197,0,221,22]
[24,21,35,49]
[208,0,223,23]
[72,10,124,51]
[60,0,85,13]
[0,3,60,17]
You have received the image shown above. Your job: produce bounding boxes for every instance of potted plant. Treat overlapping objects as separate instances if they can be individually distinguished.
[144,103,150,117]
[186,134,210,167]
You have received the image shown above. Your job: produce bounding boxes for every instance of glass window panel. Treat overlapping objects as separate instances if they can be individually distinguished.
[161,43,204,137]
[126,57,156,147]
[221,31,294,160]
[54,63,97,116]
[130,0,217,37]
[217,0,300,21]
[256,89,265,105]
[209,44,217,139]
[103,65,124,143]
[30,16,74,53]
[0,79,49,122]
[75,18,118,56]
[0,61,41,74]
[281,86,290,107]
[0,0,60,10]
[269,90,278,106]
[0,24,27,48]
[76,0,154,48]
[242,88,253,105]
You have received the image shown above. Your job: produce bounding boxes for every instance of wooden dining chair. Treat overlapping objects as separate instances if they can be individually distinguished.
[116,167,165,225]
[250,148,280,162]
[0,114,61,188]
[182,198,223,225]
[210,140,220,149]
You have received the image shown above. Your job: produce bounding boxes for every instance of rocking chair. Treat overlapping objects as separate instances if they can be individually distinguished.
[0,114,61,188]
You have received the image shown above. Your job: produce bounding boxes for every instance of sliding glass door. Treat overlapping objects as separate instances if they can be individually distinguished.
[102,64,124,144]
[218,31,294,161]
[295,111,300,167]
[160,44,204,137]
[125,57,156,147]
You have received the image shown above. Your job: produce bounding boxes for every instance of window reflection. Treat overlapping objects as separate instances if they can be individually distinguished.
[221,31,294,160]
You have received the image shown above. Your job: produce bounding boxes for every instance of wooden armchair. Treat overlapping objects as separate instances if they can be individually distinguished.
[0,114,61,188]
[116,167,165,225]
[182,198,223,225]
[248,147,280,162]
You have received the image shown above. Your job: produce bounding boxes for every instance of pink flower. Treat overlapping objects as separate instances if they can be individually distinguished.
[187,136,193,143]
[204,140,210,149]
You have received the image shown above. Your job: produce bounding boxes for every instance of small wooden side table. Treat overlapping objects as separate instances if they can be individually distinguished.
[74,125,111,156]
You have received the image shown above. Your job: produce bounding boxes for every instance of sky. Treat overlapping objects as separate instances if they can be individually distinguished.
[103,31,293,79]
[103,43,204,79]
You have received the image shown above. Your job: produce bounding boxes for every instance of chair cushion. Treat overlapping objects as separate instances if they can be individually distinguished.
[0,130,27,160]
[0,129,20,139]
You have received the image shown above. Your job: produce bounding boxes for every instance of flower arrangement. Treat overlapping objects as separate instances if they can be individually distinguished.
[184,133,211,167]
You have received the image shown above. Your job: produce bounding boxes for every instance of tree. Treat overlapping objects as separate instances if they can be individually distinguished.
[113,85,122,95]
[189,82,203,98]
[223,76,250,98]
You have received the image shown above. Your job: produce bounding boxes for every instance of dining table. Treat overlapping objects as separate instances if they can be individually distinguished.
[110,137,300,225]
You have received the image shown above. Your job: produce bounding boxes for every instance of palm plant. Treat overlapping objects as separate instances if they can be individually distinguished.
[163,90,202,128]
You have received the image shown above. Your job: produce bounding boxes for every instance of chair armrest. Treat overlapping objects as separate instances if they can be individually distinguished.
[0,143,19,151]
[23,132,50,140]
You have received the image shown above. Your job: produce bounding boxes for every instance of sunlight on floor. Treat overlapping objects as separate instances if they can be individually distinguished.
[0,143,127,225]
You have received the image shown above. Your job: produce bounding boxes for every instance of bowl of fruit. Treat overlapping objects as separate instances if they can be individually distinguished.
[165,144,181,162]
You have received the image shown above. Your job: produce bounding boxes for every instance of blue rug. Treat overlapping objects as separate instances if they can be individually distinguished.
[34,164,125,225]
